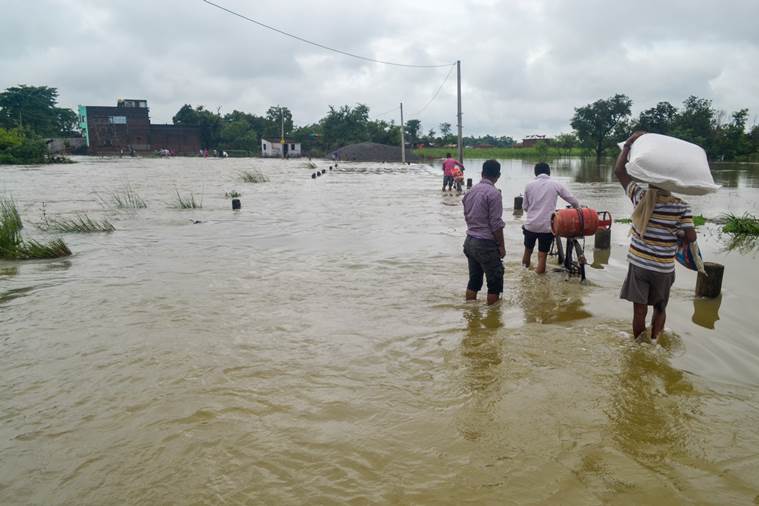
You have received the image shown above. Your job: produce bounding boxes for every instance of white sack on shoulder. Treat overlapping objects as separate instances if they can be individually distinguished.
[617,133,720,195]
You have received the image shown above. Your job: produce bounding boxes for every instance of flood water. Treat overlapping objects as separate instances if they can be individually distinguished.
[1,156,759,504]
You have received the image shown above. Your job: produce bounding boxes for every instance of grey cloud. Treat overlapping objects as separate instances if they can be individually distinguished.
[1,0,758,137]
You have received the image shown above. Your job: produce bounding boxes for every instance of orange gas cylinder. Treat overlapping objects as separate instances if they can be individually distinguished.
[551,208,612,237]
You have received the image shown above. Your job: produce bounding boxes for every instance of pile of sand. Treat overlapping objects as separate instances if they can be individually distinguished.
[328,142,420,163]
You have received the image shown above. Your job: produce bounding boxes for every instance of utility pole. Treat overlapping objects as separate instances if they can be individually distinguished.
[400,102,406,164]
[456,60,463,165]
[280,109,285,159]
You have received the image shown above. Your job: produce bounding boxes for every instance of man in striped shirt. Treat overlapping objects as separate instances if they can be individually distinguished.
[615,131,697,341]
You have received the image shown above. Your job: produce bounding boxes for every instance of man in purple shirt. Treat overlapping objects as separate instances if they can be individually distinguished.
[522,162,579,274]
[462,160,506,305]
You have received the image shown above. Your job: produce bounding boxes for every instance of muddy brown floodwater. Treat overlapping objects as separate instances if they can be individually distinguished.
[1,156,759,504]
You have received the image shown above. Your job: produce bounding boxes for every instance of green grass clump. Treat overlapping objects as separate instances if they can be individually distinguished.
[239,170,269,183]
[721,212,759,235]
[616,217,632,224]
[172,191,202,209]
[99,184,147,209]
[0,198,71,259]
[225,190,241,198]
[45,214,115,233]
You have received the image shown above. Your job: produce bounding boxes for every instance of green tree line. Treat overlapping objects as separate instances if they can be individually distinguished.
[571,93,759,160]
[0,85,77,164]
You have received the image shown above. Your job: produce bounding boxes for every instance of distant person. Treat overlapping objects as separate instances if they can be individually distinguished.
[615,131,697,342]
[522,162,579,274]
[462,159,505,305]
[442,153,464,192]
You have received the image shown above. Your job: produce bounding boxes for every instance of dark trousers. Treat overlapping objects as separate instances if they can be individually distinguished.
[463,235,504,294]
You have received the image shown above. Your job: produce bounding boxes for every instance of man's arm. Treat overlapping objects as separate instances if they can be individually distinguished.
[557,183,579,208]
[488,193,506,258]
[615,131,646,190]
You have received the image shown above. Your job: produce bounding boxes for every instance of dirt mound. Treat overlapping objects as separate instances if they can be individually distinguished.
[329,142,420,163]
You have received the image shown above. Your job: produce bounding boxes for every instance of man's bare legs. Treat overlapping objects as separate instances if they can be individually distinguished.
[633,303,647,339]
[536,252,548,274]
[522,248,532,269]
[651,306,666,340]
[486,293,500,305]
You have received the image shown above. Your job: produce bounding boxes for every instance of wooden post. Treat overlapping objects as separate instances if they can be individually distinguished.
[466,178,472,189]
[594,228,611,249]
[232,198,241,210]
[696,262,724,298]
[514,195,523,210]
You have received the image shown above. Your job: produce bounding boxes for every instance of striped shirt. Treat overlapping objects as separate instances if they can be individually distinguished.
[626,182,694,273]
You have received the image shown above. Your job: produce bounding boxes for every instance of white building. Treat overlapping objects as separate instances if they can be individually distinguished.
[261,138,302,158]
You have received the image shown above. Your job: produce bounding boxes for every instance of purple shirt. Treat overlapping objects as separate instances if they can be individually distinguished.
[523,174,579,233]
[462,179,505,241]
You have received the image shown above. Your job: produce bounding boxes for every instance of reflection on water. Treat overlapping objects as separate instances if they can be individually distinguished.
[461,306,504,392]
[515,272,592,323]
[711,163,759,189]
[591,248,610,268]
[723,233,759,254]
[692,294,722,329]
[0,266,19,277]
[609,346,697,467]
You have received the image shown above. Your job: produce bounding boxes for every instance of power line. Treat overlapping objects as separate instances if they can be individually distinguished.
[201,0,454,69]
[372,105,399,119]
[411,63,456,116]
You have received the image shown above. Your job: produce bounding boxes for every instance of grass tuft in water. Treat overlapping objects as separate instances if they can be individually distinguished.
[172,191,203,209]
[0,198,71,259]
[239,170,269,183]
[99,184,147,209]
[46,214,115,233]
[721,212,759,235]
[225,190,241,198]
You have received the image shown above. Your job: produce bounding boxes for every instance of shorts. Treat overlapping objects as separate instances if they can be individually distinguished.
[620,263,675,310]
[463,235,504,294]
[443,175,454,187]
[523,226,554,253]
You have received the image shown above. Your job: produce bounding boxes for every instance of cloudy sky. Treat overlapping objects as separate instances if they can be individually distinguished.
[2,0,758,138]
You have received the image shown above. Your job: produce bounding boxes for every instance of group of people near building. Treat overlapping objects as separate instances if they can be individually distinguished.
[452,131,697,342]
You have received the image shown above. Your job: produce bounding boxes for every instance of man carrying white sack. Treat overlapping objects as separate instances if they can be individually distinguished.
[614,131,697,342]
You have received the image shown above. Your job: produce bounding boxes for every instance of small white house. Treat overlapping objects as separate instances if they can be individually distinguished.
[261,138,302,158]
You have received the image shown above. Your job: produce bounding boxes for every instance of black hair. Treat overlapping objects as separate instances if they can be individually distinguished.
[446,152,452,158]
[482,159,501,178]
[534,162,550,176]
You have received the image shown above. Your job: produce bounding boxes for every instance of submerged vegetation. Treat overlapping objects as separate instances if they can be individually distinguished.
[721,213,759,235]
[43,213,115,233]
[0,198,71,259]
[172,191,203,209]
[98,185,147,209]
[225,190,241,198]
[240,170,268,183]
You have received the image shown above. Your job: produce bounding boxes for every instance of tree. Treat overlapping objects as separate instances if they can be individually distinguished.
[172,104,222,149]
[0,85,77,137]
[265,105,293,140]
[670,95,716,153]
[635,101,678,134]
[320,104,370,150]
[439,122,454,144]
[571,93,632,158]
[405,119,422,146]
[367,119,400,146]
[554,132,578,156]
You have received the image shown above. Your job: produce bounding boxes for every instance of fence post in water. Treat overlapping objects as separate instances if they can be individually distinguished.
[696,262,724,298]
[232,198,241,210]
[514,195,523,210]
[594,228,611,249]
[466,178,472,189]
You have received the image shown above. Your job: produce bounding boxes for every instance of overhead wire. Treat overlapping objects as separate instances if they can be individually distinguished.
[201,0,454,69]
[411,63,456,117]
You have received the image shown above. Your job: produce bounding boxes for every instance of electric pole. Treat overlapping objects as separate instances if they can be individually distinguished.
[456,60,463,165]
[400,102,406,163]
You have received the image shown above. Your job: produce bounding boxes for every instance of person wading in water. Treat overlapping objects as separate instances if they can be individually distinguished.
[462,160,505,305]
[615,131,697,342]
[521,162,580,274]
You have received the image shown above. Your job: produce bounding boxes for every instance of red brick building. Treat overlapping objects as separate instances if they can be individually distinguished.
[78,99,201,155]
